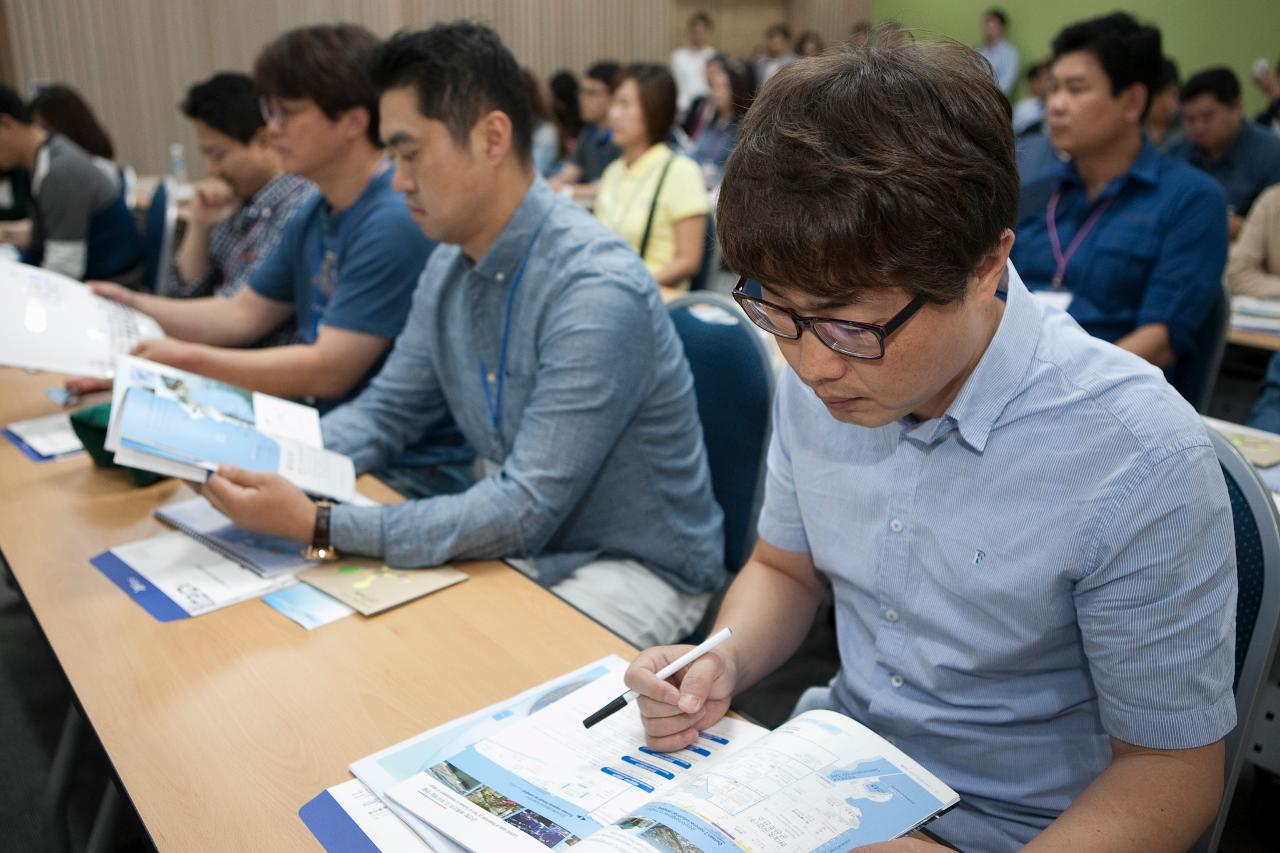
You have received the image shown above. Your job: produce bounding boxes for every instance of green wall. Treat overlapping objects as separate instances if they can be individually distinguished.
[874,1,1280,114]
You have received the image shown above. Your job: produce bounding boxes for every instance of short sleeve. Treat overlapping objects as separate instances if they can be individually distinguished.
[248,201,309,304]
[660,156,710,223]
[755,370,811,554]
[1076,440,1237,749]
[320,203,432,340]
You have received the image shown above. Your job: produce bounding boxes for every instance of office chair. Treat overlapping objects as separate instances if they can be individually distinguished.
[1192,427,1280,851]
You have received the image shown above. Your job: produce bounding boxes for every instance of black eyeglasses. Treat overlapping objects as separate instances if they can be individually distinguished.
[732,277,925,360]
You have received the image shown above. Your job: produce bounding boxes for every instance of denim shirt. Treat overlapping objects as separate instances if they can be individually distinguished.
[323,177,725,593]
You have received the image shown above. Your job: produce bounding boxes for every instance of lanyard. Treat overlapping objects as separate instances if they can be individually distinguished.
[230,179,309,265]
[480,202,557,447]
[1046,186,1114,288]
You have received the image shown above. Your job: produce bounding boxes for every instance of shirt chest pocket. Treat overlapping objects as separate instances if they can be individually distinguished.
[1086,228,1159,312]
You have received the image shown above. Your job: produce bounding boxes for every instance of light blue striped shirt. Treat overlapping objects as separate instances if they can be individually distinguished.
[760,265,1237,851]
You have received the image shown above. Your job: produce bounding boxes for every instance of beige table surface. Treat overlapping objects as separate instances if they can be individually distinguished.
[0,367,635,851]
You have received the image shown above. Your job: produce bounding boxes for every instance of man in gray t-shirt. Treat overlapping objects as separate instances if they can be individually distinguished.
[0,84,142,281]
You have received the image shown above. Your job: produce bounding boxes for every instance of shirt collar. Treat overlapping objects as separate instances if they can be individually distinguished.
[621,143,672,177]
[906,262,1042,452]
[471,176,556,283]
[1058,139,1160,193]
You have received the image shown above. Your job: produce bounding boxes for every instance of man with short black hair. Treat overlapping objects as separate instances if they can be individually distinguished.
[165,72,313,314]
[197,21,725,648]
[1171,66,1280,232]
[623,29,1235,853]
[755,23,796,84]
[0,84,141,282]
[83,23,471,498]
[1011,13,1228,370]
[547,60,622,193]
[976,7,1019,95]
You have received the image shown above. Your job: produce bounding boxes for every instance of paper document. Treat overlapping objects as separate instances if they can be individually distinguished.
[262,583,354,629]
[4,412,83,459]
[1204,417,1280,469]
[299,561,467,615]
[156,497,315,578]
[90,531,296,621]
[301,779,435,853]
[0,257,162,377]
[106,356,356,502]
[383,662,958,852]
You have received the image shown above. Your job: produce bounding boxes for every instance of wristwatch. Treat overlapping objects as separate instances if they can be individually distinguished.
[302,500,341,561]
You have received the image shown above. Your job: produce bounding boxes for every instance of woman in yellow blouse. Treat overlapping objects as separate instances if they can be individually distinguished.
[595,64,708,294]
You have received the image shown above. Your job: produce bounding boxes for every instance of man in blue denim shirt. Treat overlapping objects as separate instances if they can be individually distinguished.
[201,23,725,646]
[1011,14,1228,370]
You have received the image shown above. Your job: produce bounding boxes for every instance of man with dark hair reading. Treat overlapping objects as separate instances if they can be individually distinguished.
[1011,13,1228,370]
[164,72,313,311]
[547,60,622,194]
[623,30,1235,852]
[196,22,725,648]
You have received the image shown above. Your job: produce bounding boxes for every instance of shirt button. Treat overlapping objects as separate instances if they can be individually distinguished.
[884,609,899,623]
[890,674,905,688]
[496,272,506,282]
[889,519,904,533]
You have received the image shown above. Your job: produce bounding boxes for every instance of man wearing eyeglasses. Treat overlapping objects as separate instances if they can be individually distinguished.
[80,23,472,498]
[625,35,1236,853]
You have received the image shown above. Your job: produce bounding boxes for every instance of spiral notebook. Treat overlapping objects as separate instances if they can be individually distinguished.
[155,497,315,578]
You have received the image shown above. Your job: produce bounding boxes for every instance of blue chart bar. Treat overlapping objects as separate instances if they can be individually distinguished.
[638,746,692,769]
[684,744,712,757]
[601,767,655,793]
[698,731,729,745]
[620,755,675,780]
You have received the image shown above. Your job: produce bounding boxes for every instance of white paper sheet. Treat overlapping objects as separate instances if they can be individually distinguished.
[6,413,83,457]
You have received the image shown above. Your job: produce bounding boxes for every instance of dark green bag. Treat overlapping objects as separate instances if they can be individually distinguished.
[68,403,164,487]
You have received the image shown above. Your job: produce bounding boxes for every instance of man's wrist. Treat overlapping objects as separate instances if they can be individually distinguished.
[298,500,319,544]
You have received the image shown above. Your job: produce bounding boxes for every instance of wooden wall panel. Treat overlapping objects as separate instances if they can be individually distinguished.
[1,0,869,176]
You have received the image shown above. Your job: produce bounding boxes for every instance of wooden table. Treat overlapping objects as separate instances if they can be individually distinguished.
[0,367,635,851]
[1229,326,1280,352]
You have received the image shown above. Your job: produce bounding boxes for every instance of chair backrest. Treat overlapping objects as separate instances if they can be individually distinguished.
[1173,284,1230,413]
[688,211,719,292]
[142,178,177,293]
[667,292,775,573]
[1193,427,1280,852]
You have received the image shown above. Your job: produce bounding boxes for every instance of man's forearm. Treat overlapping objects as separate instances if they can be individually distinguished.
[711,553,826,693]
[180,343,357,400]
[1025,740,1223,853]
[174,221,213,287]
[1115,322,1175,369]
[130,292,255,345]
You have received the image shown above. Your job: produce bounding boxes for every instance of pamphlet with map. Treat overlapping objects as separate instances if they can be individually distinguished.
[381,661,958,852]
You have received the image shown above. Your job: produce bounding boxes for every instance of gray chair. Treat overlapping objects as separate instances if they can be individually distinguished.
[142,177,178,294]
[1192,427,1280,851]
[1172,284,1230,413]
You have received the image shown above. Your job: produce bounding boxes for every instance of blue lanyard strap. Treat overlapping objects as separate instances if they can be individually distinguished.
[480,202,557,439]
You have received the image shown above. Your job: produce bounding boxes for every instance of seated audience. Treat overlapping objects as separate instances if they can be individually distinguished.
[547,70,582,159]
[1171,66,1280,236]
[595,63,708,294]
[28,84,122,186]
[521,69,561,178]
[1010,14,1228,370]
[1228,183,1280,297]
[690,54,753,183]
[0,84,142,282]
[795,30,824,58]
[755,24,796,85]
[164,72,313,316]
[547,60,621,194]
[624,34,1234,853]
[671,11,715,117]
[199,22,725,648]
[1011,60,1049,136]
[1144,58,1184,152]
[976,7,1019,95]
[80,24,471,498]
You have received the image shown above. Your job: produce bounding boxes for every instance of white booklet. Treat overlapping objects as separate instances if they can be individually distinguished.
[382,661,958,852]
[105,356,356,502]
[0,257,163,377]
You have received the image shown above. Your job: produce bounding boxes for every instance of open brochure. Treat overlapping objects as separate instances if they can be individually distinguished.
[0,258,163,377]
[105,356,356,502]
[380,661,958,852]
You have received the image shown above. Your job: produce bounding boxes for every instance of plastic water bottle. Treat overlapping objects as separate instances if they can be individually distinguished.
[168,143,187,183]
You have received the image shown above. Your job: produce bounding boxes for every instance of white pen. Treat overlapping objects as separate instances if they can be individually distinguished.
[582,627,733,729]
